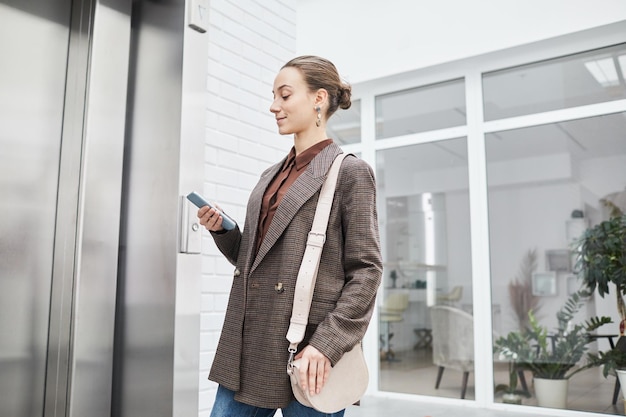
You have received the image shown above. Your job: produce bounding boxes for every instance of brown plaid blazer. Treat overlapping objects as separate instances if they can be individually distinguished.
[208,142,382,409]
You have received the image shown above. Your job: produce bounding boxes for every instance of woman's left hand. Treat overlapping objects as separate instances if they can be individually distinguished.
[294,345,331,396]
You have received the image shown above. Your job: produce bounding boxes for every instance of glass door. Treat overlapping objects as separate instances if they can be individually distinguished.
[486,44,626,414]
[374,79,477,400]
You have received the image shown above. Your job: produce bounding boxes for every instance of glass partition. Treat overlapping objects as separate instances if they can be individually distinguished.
[375,79,466,139]
[376,137,475,400]
[487,113,626,413]
[483,43,626,121]
[351,33,626,411]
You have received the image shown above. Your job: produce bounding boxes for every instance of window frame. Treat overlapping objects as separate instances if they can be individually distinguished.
[349,21,626,414]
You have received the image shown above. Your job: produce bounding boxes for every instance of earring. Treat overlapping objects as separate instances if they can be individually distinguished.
[315,106,321,127]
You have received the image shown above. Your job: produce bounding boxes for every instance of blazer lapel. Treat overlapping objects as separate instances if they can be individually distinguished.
[243,160,284,274]
[250,143,343,274]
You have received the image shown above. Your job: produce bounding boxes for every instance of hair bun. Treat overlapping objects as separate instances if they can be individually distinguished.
[338,84,352,110]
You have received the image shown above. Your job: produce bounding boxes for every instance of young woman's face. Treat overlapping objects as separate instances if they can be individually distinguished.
[270,67,318,136]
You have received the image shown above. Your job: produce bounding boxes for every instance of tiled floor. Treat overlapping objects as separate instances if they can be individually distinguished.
[356,348,624,416]
[345,396,532,417]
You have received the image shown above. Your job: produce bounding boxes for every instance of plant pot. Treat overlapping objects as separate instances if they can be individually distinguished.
[502,393,522,405]
[534,377,568,409]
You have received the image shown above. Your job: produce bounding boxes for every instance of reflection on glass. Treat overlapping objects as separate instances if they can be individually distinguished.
[486,113,626,413]
[376,138,474,400]
[483,43,626,120]
[375,79,466,139]
[328,99,361,144]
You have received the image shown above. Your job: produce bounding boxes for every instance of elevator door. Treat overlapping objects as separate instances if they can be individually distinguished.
[0,1,72,416]
[0,1,201,415]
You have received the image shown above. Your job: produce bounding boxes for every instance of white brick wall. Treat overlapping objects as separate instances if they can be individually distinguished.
[199,0,296,415]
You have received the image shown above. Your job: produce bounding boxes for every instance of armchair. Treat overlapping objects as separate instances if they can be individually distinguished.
[430,305,474,399]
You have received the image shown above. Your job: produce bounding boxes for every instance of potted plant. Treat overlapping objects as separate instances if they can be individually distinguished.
[586,340,626,379]
[494,289,612,409]
[575,212,626,328]
[494,359,531,405]
[575,209,626,396]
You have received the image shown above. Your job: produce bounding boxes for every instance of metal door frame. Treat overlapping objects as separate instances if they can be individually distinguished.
[45,0,132,415]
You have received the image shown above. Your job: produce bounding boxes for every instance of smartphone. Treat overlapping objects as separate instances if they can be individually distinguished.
[186,191,237,230]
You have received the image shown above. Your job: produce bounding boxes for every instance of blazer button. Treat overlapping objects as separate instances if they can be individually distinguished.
[233,268,241,277]
[275,282,284,293]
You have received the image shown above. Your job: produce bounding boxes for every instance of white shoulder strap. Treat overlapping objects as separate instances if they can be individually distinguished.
[286,153,347,353]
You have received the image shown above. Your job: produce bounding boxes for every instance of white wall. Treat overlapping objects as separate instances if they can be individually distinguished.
[487,155,626,335]
[199,0,295,415]
[296,0,626,83]
[488,182,581,332]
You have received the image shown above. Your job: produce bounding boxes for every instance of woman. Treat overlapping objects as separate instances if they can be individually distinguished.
[198,55,382,417]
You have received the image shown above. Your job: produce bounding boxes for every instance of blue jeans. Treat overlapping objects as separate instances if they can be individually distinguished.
[210,385,346,417]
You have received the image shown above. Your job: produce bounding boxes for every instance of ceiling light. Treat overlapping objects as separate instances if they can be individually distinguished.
[584,57,619,87]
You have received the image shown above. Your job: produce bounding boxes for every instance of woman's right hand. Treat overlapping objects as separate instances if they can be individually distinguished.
[197,205,225,232]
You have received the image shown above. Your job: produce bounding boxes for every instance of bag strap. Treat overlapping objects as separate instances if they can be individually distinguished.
[286,153,347,355]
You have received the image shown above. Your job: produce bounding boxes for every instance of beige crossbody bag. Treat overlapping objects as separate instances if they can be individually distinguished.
[286,153,369,413]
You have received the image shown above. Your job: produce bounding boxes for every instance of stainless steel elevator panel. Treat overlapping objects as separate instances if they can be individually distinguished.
[67,1,132,416]
[1,0,131,416]
[0,2,71,416]
[1,1,201,416]
[112,1,201,416]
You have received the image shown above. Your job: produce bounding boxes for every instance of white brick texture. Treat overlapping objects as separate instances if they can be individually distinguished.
[199,0,296,414]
